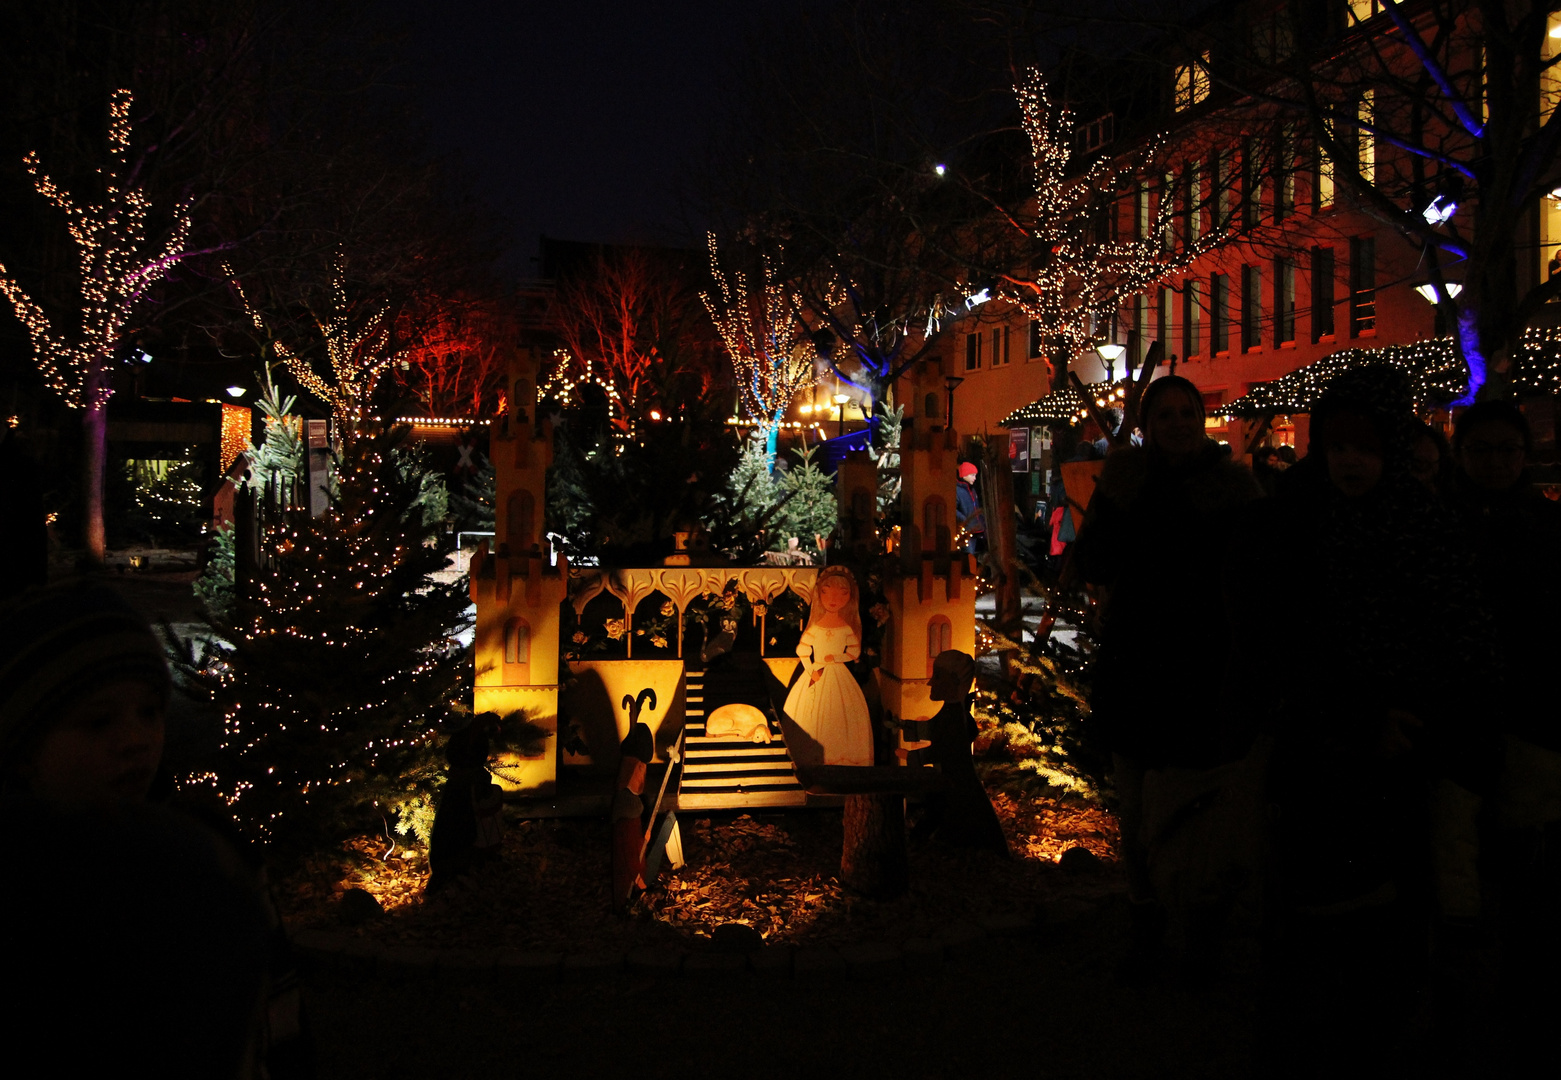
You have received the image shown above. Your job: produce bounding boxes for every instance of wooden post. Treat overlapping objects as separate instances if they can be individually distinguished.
[841,793,909,900]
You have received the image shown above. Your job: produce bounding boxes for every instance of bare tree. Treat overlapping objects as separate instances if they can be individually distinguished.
[0,89,193,562]
[550,244,720,432]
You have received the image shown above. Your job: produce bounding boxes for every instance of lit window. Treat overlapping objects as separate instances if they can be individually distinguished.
[1544,20,1560,123]
[1174,52,1211,112]
[1316,136,1335,209]
[1358,91,1375,185]
[1347,0,1381,25]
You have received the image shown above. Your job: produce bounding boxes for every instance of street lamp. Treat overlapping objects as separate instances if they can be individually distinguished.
[225,385,246,398]
[1412,281,1463,304]
[833,393,850,439]
[1096,343,1126,381]
[943,375,964,428]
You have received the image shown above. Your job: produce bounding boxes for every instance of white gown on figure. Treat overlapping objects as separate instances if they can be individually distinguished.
[782,624,873,766]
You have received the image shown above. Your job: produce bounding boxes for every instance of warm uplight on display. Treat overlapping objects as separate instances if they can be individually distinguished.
[649,410,661,420]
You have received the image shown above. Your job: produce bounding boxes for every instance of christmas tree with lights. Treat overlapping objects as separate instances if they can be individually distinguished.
[176,419,470,854]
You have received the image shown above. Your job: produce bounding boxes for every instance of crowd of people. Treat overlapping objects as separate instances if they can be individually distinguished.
[1073,367,1560,1075]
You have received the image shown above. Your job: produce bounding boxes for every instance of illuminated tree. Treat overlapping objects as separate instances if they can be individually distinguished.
[551,245,717,431]
[393,299,510,418]
[174,419,470,853]
[701,235,818,462]
[229,259,406,426]
[0,89,193,562]
[1001,70,1207,368]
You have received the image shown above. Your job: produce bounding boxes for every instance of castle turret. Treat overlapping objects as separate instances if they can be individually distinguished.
[470,345,569,794]
[878,354,977,746]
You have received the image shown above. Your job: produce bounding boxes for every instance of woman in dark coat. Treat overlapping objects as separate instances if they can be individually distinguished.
[1074,374,1263,975]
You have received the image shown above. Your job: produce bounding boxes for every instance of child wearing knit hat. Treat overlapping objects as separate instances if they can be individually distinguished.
[0,582,171,807]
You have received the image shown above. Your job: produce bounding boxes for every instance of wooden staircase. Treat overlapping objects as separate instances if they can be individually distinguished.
[673,661,810,810]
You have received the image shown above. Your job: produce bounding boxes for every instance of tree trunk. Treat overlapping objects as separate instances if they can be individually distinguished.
[841,792,908,899]
[981,436,1023,637]
[81,398,108,564]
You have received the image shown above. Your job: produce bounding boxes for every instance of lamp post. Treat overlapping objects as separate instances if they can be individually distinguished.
[1096,343,1126,382]
[943,375,964,428]
[1413,281,1462,336]
[834,393,850,440]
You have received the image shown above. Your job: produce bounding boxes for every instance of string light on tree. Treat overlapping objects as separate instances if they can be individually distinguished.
[228,259,406,427]
[0,88,195,562]
[701,234,820,463]
[1005,69,1219,364]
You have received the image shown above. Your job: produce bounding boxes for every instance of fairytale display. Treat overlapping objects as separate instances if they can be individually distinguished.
[782,565,874,766]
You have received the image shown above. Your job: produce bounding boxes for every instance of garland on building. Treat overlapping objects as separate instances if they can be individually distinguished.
[1214,328,1561,419]
[1001,379,1128,426]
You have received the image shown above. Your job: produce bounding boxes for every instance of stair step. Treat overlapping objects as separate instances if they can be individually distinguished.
[689,746,792,764]
[679,778,803,792]
[680,755,792,770]
[672,790,813,810]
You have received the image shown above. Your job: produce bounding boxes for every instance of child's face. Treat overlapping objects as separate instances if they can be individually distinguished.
[28,680,165,807]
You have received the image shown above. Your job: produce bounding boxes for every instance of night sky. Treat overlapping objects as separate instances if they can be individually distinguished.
[385,0,762,270]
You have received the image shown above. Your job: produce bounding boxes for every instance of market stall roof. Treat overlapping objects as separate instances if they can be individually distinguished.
[1000,379,1129,426]
[1213,328,1561,419]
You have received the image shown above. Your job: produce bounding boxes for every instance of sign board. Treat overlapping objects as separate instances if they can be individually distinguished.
[1008,427,1030,472]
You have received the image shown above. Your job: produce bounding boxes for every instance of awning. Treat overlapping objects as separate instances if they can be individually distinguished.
[1000,379,1129,426]
[1213,329,1561,420]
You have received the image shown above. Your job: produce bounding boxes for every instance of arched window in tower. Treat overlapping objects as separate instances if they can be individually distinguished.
[922,496,948,551]
[507,490,535,552]
[504,618,531,671]
[926,615,952,677]
[924,392,941,420]
[513,379,532,421]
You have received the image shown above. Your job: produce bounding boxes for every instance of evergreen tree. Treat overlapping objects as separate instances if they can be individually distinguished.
[773,444,837,559]
[174,420,471,856]
[449,453,495,532]
[869,399,904,519]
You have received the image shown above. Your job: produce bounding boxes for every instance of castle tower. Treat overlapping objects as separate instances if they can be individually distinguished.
[469,345,569,794]
[878,354,976,742]
[835,448,879,559]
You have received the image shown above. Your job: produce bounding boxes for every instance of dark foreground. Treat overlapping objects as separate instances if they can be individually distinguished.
[303,896,1257,1080]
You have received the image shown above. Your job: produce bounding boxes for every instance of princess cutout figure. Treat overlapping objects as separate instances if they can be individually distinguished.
[782,565,874,766]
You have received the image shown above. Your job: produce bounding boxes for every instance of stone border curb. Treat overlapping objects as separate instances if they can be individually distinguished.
[288,903,1104,983]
